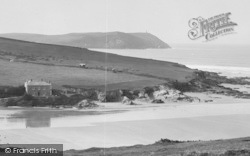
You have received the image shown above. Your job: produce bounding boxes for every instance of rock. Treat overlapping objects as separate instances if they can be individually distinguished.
[97,92,106,102]
[138,92,146,98]
[204,100,213,103]
[122,96,134,105]
[154,90,168,98]
[176,96,200,103]
[77,99,98,109]
[152,99,164,104]
[97,90,122,102]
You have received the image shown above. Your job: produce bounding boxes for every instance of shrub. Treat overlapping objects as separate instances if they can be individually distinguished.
[172,81,193,92]
[81,90,98,100]
[105,90,122,102]
[22,94,35,101]
[5,98,17,106]
[121,90,134,100]
[0,85,25,98]
[144,87,154,97]
[52,89,63,96]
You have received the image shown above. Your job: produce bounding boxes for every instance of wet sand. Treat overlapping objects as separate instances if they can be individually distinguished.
[1,114,250,150]
[1,94,250,150]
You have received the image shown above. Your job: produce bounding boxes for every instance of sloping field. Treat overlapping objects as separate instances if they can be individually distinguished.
[64,137,250,156]
[0,37,194,83]
[0,59,164,90]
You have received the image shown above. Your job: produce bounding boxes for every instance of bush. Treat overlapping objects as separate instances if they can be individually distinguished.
[144,87,154,97]
[22,94,35,101]
[132,90,140,97]
[172,81,193,92]
[223,150,250,156]
[3,90,96,107]
[5,98,17,106]
[0,85,25,98]
[52,89,63,96]
[81,90,98,100]
[5,94,35,107]
[105,90,122,102]
[121,90,134,100]
[68,94,86,105]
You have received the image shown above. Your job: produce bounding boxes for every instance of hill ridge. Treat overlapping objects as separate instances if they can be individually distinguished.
[0,32,170,49]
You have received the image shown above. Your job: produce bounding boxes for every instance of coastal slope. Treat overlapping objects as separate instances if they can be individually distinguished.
[64,137,250,156]
[0,37,191,89]
[0,32,170,49]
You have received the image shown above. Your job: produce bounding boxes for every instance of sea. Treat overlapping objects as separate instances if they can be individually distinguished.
[92,44,250,78]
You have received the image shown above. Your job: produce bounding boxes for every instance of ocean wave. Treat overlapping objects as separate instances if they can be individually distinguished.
[186,65,250,78]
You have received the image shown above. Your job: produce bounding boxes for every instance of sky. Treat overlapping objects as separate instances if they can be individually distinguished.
[0,0,249,45]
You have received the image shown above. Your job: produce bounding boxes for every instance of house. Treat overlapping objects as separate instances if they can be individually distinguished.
[24,79,52,97]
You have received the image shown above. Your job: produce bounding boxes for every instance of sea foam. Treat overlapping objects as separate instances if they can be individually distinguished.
[187,65,250,78]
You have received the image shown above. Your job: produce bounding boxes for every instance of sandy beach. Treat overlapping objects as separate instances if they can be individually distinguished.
[1,93,250,150]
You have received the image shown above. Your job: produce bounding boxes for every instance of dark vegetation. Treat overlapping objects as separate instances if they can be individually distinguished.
[144,86,155,97]
[171,81,194,92]
[3,92,89,107]
[185,150,250,156]
[2,89,135,107]
[0,85,25,98]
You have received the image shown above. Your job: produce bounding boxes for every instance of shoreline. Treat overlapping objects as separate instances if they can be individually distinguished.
[1,93,250,150]
[1,90,250,121]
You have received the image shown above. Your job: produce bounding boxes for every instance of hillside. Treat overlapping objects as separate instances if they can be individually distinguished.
[0,32,170,49]
[0,37,192,89]
[64,137,250,156]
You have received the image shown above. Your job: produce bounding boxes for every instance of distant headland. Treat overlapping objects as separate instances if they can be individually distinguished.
[0,32,170,49]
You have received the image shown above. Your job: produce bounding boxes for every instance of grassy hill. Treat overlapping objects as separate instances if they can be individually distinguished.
[0,60,165,90]
[0,32,170,49]
[64,137,250,156]
[0,37,193,89]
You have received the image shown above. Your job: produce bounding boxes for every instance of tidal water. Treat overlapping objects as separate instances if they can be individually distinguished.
[92,45,250,77]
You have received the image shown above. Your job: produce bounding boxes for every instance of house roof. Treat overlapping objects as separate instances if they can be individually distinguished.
[25,80,51,86]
